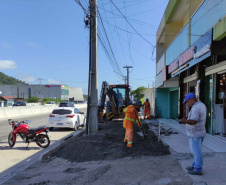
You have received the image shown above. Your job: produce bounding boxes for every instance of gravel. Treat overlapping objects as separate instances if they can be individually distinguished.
[4,120,193,185]
[54,121,170,162]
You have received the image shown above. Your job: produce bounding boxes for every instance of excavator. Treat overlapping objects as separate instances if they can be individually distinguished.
[98,81,132,122]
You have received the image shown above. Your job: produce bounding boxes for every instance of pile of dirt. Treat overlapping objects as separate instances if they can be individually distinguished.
[53,121,170,162]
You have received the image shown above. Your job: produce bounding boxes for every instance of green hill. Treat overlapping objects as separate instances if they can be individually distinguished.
[0,72,26,84]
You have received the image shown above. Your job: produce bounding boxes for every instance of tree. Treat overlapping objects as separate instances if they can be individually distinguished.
[27,96,39,103]
[42,98,61,104]
[83,94,88,100]
[0,72,26,84]
[130,86,147,101]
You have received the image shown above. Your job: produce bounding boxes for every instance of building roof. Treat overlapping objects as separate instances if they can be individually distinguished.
[1,96,16,101]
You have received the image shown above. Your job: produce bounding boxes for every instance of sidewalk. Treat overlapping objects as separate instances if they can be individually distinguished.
[144,118,226,185]
[1,117,226,185]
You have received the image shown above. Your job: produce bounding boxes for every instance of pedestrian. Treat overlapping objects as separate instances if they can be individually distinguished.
[123,102,142,148]
[179,93,207,175]
[143,98,151,119]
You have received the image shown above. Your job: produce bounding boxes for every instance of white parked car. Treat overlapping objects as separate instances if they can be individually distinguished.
[47,107,85,131]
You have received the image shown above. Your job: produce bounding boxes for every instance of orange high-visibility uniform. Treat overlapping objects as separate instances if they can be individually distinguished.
[143,101,151,119]
[123,105,141,148]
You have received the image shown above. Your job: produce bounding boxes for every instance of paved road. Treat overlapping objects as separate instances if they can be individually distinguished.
[0,107,87,183]
[0,113,50,141]
[0,107,86,141]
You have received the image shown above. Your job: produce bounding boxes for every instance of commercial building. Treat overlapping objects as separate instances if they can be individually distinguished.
[0,84,69,100]
[155,0,226,136]
[69,87,84,101]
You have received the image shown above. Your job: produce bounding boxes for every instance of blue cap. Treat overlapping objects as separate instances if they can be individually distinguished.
[183,93,196,103]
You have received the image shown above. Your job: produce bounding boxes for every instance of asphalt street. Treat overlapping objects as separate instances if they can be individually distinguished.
[0,106,87,184]
[0,107,86,141]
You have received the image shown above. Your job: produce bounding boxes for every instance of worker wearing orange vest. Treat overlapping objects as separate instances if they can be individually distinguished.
[123,102,142,148]
[143,98,151,119]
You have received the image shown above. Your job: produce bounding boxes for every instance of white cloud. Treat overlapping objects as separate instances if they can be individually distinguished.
[16,74,36,83]
[24,42,41,49]
[48,79,62,84]
[1,42,12,49]
[0,60,17,69]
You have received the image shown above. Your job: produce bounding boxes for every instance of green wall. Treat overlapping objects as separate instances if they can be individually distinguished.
[213,15,226,41]
[156,88,170,118]
[156,87,179,119]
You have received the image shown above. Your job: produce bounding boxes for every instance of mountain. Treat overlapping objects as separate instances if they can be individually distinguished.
[0,72,26,84]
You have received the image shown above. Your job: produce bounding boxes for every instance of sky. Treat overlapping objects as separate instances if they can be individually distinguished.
[0,0,168,95]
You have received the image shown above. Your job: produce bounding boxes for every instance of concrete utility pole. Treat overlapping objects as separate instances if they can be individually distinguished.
[123,66,133,86]
[86,0,98,135]
[123,76,127,85]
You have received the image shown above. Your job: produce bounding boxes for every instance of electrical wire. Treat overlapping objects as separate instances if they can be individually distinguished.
[97,8,123,77]
[109,0,154,48]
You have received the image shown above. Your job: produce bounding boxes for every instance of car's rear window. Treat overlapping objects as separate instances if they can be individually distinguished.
[59,102,72,107]
[52,109,72,115]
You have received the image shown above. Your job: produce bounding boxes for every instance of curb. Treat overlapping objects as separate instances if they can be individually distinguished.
[0,129,85,185]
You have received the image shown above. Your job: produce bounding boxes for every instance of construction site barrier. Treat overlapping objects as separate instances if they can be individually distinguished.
[4,107,21,118]
[0,109,6,119]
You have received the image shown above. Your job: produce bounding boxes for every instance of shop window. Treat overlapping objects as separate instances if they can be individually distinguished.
[205,75,213,134]
[219,74,226,95]
[215,73,226,135]
[217,73,226,116]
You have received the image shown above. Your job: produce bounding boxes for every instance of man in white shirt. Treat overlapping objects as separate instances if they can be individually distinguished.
[179,93,207,175]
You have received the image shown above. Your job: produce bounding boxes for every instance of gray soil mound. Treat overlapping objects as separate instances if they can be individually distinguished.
[54,121,170,162]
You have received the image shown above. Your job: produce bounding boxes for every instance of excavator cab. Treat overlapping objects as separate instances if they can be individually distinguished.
[110,84,130,107]
[98,82,131,122]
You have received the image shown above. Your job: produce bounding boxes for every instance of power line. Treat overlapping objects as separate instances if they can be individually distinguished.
[97,8,123,77]
[99,0,124,69]
[109,0,154,48]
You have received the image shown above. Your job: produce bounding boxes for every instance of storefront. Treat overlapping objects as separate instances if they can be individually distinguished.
[167,29,212,121]
[215,73,226,136]
[205,60,226,136]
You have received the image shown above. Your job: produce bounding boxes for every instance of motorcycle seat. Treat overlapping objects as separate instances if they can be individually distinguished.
[29,126,46,133]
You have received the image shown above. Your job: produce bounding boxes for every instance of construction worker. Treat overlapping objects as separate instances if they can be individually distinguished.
[143,98,151,119]
[123,101,142,148]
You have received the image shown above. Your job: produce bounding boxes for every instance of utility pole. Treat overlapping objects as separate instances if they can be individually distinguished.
[123,66,133,86]
[123,76,127,85]
[86,0,98,135]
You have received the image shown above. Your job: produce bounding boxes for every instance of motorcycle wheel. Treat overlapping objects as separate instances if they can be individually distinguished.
[8,133,15,148]
[36,134,50,148]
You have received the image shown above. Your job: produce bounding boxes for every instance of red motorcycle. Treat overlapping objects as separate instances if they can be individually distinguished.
[8,119,50,148]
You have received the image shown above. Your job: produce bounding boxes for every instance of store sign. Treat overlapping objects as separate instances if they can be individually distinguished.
[61,85,69,89]
[194,45,210,59]
[168,47,194,74]
[168,59,179,73]
[45,85,61,88]
[179,46,195,66]
[169,29,212,77]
